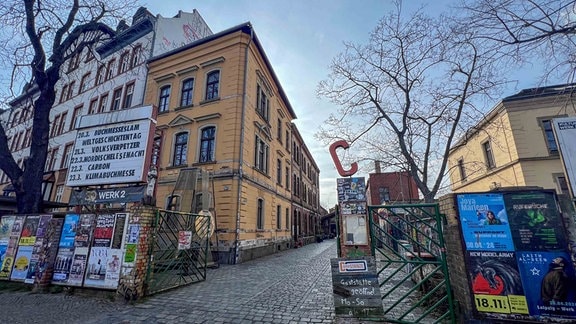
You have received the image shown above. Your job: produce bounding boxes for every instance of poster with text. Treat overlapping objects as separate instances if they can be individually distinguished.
[92,214,115,247]
[516,251,576,318]
[457,193,514,251]
[0,216,15,242]
[52,248,74,283]
[111,213,127,249]
[19,215,40,246]
[504,191,567,251]
[10,245,33,281]
[67,247,88,286]
[59,214,79,248]
[337,177,366,203]
[467,250,528,315]
[0,216,25,280]
[84,246,108,286]
[124,243,137,263]
[25,215,52,284]
[104,249,122,286]
[74,214,95,248]
[35,215,52,239]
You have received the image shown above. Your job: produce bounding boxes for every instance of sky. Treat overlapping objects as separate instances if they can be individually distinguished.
[141,0,549,209]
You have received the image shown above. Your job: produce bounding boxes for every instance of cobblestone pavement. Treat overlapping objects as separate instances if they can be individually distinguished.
[2,240,379,324]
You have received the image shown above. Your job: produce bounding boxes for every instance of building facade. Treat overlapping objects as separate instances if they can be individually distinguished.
[0,8,212,203]
[365,167,420,205]
[448,84,576,195]
[145,23,322,263]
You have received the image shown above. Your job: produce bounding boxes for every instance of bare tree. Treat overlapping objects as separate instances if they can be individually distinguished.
[316,1,506,202]
[459,0,576,83]
[0,0,135,213]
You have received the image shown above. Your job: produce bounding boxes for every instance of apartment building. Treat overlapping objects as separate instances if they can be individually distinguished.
[0,7,212,204]
[145,22,322,263]
[448,84,576,194]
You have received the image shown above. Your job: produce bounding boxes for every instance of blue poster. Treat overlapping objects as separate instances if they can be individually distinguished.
[457,193,514,251]
[516,251,576,318]
[59,214,79,248]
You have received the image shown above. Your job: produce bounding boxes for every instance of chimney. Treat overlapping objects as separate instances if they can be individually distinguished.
[375,160,381,173]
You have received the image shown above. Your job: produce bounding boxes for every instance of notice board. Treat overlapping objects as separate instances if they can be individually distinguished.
[331,256,384,318]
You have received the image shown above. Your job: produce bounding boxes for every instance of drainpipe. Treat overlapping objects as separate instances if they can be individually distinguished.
[234,24,253,264]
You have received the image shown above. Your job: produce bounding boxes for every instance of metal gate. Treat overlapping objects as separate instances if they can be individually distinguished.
[145,209,211,295]
[368,203,455,323]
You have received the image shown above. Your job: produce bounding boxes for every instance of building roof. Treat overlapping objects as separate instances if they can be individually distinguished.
[148,22,297,120]
[503,83,576,102]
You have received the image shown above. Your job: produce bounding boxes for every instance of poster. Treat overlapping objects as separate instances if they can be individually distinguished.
[19,215,40,246]
[111,213,127,249]
[124,243,137,263]
[84,247,122,289]
[128,224,140,244]
[457,193,514,251]
[337,177,366,203]
[10,246,33,281]
[85,247,108,283]
[67,247,88,286]
[516,251,576,318]
[25,215,52,284]
[52,248,74,283]
[0,216,25,280]
[467,250,528,314]
[74,214,95,248]
[59,214,80,248]
[504,191,567,251]
[93,214,115,247]
[178,231,192,250]
[0,216,14,273]
[104,249,122,284]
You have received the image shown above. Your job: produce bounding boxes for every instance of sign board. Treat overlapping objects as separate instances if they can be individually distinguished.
[552,116,576,197]
[66,106,154,187]
[331,256,384,318]
[69,186,146,205]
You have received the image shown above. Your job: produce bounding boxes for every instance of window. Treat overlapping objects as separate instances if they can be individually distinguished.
[98,94,108,113]
[111,88,122,111]
[59,84,68,103]
[84,49,94,62]
[254,135,269,173]
[205,70,220,100]
[285,208,290,230]
[482,140,496,170]
[131,45,142,68]
[66,81,75,100]
[257,198,264,230]
[55,185,64,203]
[158,85,171,112]
[541,119,559,154]
[276,205,282,230]
[378,187,390,204]
[276,159,282,185]
[79,73,91,93]
[45,147,58,171]
[256,84,269,121]
[51,115,60,137]
[556,175,570,194]
[180,78,194,107]
[61,143,74,169]
[199,126,215,162]
[277,118,282,142]
[57,112,67,135]
[106,59,116,80]
[24,128,31,147]
[173,132,188,166]
[457,158,467,182]
[285,166,290,190]
[88,98,98,114]
[285,130,290,150]
[119,51,130,74]
[67,52,80,72]
[12,111,19,127]
[95,65,105,85]
[123,82,135,108]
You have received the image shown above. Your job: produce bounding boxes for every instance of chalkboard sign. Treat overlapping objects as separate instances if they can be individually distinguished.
[331,256,384,318]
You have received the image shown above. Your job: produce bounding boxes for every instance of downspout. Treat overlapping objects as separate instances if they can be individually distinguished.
[234,24,253,264]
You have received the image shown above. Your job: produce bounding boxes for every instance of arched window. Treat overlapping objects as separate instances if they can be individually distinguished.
[199,126,216,162]
[158,85,171,112]
[173,132,188,166]
[205,70,220,100]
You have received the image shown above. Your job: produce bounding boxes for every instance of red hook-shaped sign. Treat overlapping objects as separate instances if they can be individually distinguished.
[329,140,358,177]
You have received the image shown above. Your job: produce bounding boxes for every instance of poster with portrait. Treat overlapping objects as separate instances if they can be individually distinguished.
[19,215,40,246]
[467,250,528,315]
[516,251,576,318]
[59,214,79,248]
[504,191,567,251]
[10,245,33,281]
[457,193,514,251]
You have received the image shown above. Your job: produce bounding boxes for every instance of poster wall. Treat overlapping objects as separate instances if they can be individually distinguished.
[456,190,576,321]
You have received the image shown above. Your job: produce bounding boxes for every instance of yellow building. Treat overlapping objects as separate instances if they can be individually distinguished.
[145,23,321,263]
[448,84,575,194]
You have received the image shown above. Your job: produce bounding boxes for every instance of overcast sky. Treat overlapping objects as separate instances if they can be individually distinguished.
[142,0,548,209]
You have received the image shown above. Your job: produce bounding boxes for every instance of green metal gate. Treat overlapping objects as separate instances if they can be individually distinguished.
[145,209,211,295]
[368,203,455,323]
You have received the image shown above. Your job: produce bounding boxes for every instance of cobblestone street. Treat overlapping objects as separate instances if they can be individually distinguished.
[0,240,355,324]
